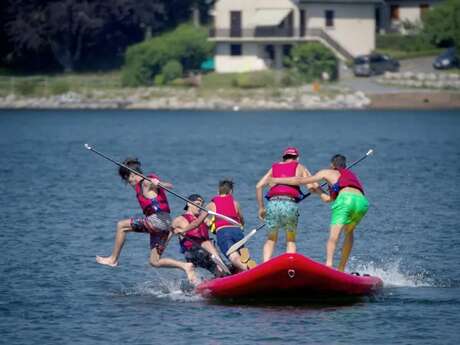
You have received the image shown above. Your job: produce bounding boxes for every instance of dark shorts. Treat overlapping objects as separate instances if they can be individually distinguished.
[130,212,171,255]
[216,227,244,257]
[184,248,219,276]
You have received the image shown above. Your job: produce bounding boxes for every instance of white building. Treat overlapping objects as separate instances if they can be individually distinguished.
[209,0,443,73]
[376,0,441,33]
[210,0,380,73]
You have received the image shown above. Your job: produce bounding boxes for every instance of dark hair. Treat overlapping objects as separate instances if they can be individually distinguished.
[118,157,143,181]
[218,179,234,194]
[331,154,346,169]
[184,194,204,210]
[282,154,298,161]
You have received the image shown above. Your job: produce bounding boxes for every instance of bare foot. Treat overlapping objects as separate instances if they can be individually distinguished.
[184,263,199,285]
[96,256,118,267]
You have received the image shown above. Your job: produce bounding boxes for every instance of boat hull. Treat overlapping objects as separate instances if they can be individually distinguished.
[196,253,383,300]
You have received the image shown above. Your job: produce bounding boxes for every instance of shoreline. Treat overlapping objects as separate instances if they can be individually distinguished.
[0,90,459,111]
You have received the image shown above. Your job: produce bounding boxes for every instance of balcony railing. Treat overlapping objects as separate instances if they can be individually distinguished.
[210,27,295,38]
[209,27,354,60]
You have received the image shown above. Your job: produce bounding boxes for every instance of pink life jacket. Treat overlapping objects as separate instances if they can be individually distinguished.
[135,173,171,215]
[179,213,209,252]
[266,161,301,200]
[328,168,365,200]
[212,194,241,230]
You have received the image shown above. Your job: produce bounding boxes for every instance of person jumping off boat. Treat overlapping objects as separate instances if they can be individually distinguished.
[172,194,227,277]
[268,154,369,272]
[95,157,198,284]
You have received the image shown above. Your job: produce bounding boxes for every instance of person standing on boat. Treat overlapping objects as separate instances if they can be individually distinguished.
[95,157,198,284]
[179,179,256,273]
[172,194,226,277]
[256,147,316,262]
[268,154,369,272]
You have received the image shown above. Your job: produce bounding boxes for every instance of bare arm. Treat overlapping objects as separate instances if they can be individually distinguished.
[172,216,188,235]
[269,170,329,186]
[298,164,319,191]
[256,168,272,220]
[235,201,245,227]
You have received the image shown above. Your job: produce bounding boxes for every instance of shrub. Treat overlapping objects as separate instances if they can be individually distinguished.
[161,60,183,84]
[287,43,338,82]
[233,71,275,88]
[15,79,39,96]
[154,74,165,86]
[121,24,214,87]
[376,34,435,52]
[423,0,460,49]
[50,80,70,94]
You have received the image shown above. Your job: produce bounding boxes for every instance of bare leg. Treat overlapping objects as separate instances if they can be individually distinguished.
[96,219,133,267]
[338,224,355,272]
[228,252,247,272]
[286,241,296,254]
[286,229,296,254]
[326,224,344,268]
[149,248,199,285]
[263,239,276,262]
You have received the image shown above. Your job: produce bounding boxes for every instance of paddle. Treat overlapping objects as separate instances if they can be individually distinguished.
[226,223,265,256]
[226,149,374,255]
[84,144,242,228]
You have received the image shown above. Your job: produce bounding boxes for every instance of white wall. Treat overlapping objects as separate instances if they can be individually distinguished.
[303,4,376,56]
[215,43,268,73]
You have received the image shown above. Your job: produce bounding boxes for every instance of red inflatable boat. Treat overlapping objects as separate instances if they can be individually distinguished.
[196,253,383,300]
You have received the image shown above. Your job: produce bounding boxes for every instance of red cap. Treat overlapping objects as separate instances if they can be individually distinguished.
[283,147,299,157]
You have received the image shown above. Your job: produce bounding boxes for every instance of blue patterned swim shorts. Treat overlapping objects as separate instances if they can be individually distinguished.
[265,199,299,242]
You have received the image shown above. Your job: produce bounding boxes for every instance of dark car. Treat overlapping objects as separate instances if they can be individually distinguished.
[433,47,459,70]
[353,53,400,77]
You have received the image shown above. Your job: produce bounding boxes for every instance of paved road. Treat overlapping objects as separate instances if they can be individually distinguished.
[337,56,439,94]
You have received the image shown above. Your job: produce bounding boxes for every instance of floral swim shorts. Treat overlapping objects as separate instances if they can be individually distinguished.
[265,199,299,242]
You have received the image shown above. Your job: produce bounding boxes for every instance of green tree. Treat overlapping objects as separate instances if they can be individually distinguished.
[121,24,213,86]
[423,0,460,48]
[287,43,338,82]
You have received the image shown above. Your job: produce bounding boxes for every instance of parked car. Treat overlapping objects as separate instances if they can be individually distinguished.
[353,53,400,77]
[433,47,459,70]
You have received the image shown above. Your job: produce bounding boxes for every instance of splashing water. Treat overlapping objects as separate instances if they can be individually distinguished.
[349,258,435,288]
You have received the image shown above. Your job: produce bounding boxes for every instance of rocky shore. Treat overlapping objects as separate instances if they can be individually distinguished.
[0,85,458,110]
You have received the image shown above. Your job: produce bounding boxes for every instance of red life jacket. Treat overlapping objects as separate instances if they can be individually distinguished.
[135,173,171,215]
[266,161,301,200]
[179,213,209,252]
[329,168,365,200]
[212,194,241,230]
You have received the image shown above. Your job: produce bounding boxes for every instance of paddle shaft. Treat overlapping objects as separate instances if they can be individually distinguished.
[299,149,373,201]
[85,144,241,226]
[226,223,266,256]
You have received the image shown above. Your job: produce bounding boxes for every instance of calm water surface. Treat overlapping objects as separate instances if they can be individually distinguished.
[0,109,459,345]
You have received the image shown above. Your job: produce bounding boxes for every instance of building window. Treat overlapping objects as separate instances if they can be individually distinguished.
[325,10,334,27]
[390,5,400,20]
[420,4,430,18]
[230,44,242,56]
[300,9,306,36]
[230,11,242,37]
[265,45,275,61]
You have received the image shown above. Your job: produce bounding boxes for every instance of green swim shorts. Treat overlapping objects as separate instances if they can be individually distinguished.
[265,199,299,242]
[331,192,369,226]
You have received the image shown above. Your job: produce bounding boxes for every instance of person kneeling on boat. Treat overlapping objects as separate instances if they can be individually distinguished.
[179,179,256,273]
[256,147,317,262]
[172,194,227,277]
[269,154,369,272]
[95,157,198,285]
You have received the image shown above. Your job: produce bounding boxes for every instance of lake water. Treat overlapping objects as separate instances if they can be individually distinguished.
[0,109,459,345]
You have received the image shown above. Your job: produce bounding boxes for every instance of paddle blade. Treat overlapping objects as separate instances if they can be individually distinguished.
[226,228,257,256]
[367,149,374,156]
[84,143,92,150]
